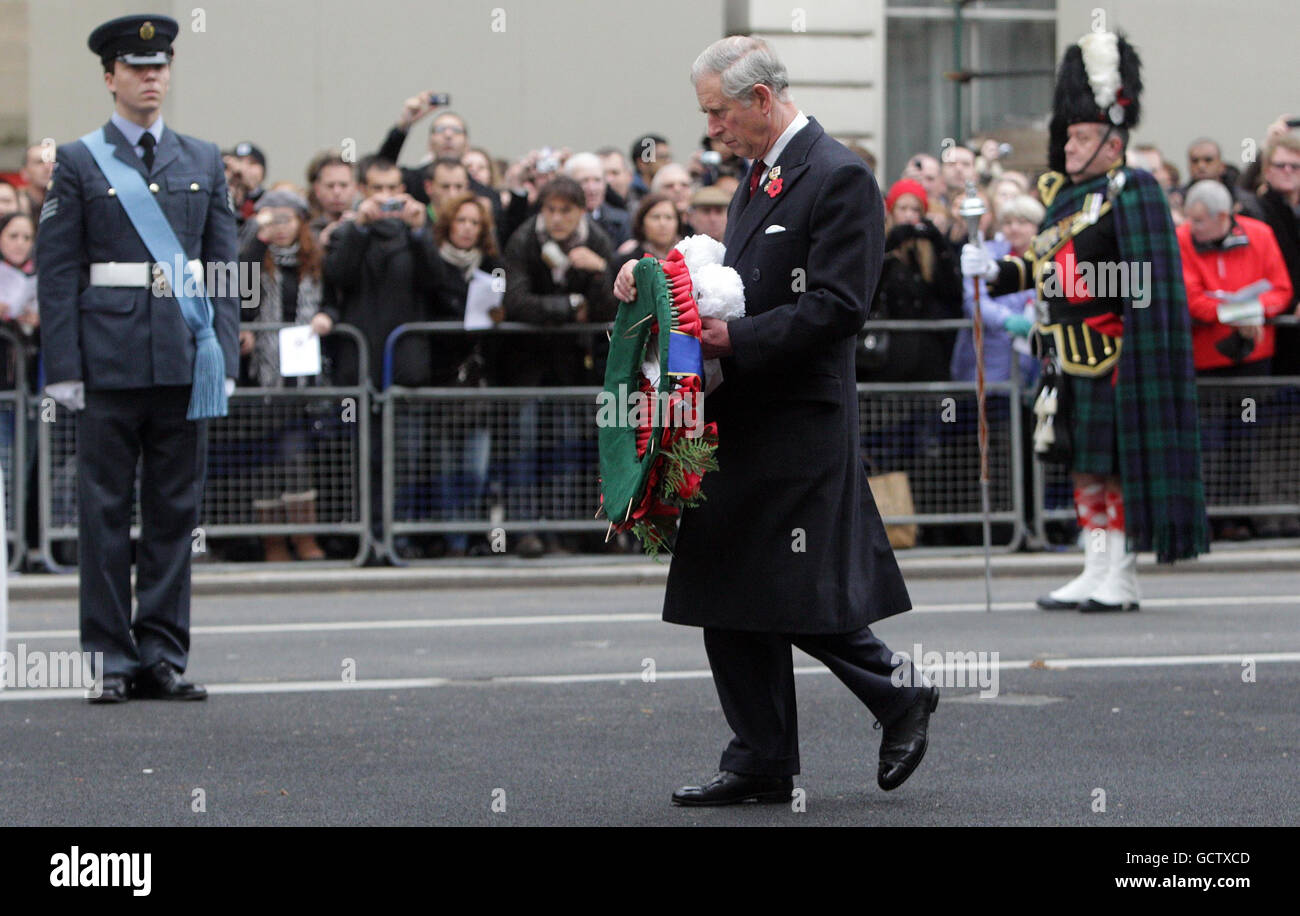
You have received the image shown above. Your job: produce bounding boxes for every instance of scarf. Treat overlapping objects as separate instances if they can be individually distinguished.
[438,241,482,281]
[535,213,589,285]
[1044,166,1208,562]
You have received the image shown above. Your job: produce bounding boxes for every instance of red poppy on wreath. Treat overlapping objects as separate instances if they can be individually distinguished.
[677,470,704,501]
[765,177,783,198]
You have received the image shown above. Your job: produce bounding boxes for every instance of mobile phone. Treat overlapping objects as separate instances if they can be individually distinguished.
[428,92,451,107]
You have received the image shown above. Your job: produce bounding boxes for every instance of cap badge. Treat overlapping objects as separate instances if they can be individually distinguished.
[139,21,155,40]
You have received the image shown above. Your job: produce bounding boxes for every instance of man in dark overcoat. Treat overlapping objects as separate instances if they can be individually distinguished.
[615,36,939,805]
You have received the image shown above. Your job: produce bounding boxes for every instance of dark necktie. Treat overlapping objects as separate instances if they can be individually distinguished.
[139,131,156,172]
[748,159,767,199]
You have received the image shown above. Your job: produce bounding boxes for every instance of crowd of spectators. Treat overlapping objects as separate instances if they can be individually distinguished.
[3,96,1300,557]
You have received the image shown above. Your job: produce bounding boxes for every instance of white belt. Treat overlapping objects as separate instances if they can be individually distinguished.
[89,262,152,287]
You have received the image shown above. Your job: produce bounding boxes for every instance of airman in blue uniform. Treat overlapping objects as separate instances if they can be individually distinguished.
[37,14,239,703]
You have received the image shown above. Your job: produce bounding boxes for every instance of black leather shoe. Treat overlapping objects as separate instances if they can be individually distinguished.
[88,674,130,704]
[878,686,939,791]
[671,770,793,806]
[130,661,207,701]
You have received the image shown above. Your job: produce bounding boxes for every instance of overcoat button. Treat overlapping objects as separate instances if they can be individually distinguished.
[149,182,159,192]
[190,182,199,191]
[107,187,116,196]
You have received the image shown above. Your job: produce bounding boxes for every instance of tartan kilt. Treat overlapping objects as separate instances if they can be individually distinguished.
[1068,372,1119,475]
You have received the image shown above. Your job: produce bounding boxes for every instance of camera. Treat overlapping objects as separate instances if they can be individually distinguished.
[427,92,451,106]
[536,147,560,174]
[380,198,404,213]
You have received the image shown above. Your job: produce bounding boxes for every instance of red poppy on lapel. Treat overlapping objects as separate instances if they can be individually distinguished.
[765,177,783,198]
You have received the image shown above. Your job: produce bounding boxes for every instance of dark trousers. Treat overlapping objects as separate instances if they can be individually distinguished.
[78,387,206,676]
[703,626,921,777]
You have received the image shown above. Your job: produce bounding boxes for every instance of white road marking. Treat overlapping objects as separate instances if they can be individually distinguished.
[2,651,1297,702]
[7,592,1299,642]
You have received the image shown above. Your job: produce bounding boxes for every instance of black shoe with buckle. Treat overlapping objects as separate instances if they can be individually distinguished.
[671,770,793,807]
[130,661,207,701]
[877,686,939,791]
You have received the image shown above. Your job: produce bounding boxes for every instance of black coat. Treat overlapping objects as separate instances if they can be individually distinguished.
[436,253,503,385]
[500,216,616,386]
[858,220,963,383]
[662,118,912,634]
[321,218,445,389]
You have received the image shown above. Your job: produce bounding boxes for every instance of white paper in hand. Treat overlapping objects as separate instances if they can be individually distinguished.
[464,269,503,330]
[279,325,322,377]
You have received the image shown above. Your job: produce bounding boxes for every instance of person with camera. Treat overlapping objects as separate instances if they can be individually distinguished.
[320,156,447,556]
[238,188,330,563]
[858,179,962,384]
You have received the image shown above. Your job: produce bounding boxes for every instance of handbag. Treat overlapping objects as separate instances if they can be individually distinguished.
[866,467,918,549]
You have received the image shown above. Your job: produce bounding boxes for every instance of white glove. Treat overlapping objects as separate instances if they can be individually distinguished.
[225,377,236,397]
[46,381,85,412]
[960,243,999,282]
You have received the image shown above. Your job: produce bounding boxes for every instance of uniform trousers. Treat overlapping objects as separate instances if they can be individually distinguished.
[77,386,205,676]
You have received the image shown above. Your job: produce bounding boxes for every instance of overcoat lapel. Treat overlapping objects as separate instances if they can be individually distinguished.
[722,118,825,267]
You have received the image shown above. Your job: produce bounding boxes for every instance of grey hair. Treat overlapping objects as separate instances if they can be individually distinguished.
[564,152,603,177]
[691,36,791,105]
[651,163,691,191]
[997,194,1045,227]
[1185,179,1233,216]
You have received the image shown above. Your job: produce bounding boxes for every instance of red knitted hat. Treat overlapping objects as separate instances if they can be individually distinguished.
[885,179,928,214]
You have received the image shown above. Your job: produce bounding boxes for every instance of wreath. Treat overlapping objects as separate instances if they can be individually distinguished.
[597,237,744,558]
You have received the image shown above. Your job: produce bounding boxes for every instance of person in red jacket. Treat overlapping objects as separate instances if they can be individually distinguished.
[1178,180,1293,374]
[1178,179,1294,539]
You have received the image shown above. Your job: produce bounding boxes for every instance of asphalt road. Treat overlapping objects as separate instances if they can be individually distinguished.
[1,569,1297,826]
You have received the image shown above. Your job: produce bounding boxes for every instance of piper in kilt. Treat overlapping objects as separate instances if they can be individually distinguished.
[963,30,1209,611]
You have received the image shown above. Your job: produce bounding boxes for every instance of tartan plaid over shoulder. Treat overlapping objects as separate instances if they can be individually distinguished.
[1045,167,1209,562]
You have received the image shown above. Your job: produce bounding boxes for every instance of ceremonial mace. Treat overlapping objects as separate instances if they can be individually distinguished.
[959,182,993,613]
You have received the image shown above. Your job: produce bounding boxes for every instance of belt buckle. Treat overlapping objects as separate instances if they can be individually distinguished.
[150,261,170,297]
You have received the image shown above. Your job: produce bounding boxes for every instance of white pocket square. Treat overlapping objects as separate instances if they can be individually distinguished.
[764,224,786,234]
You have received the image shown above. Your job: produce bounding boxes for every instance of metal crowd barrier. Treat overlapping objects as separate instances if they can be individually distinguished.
[0,326,28,570]
[36,323,372,570]
[381,323,609,560]
[381,319,1029,558]
[1033,375,1300,543]
[24,315,1300,566]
